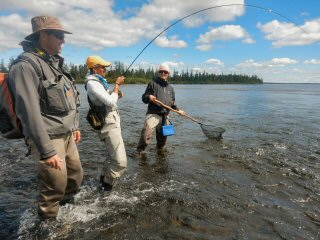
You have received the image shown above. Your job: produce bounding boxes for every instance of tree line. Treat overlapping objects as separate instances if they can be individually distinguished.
[67,61,263,84]
[1,59,263,84]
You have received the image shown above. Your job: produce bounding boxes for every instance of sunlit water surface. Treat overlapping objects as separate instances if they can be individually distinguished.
[0,84,319,239]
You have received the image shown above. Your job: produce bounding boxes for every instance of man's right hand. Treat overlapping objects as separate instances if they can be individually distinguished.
[43,154,62,171]
[149,95,156,103]
[116,76,125,86]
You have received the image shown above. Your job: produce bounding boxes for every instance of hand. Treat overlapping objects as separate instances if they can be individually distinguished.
[149,95,156,103]
[73,130,81,143]
[118,89,123,99]
[178,110,186,116]
[44,154,62,171]
[115,76,125,86]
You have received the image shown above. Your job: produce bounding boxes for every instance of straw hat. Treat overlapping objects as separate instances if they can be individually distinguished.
[25,16,71,41]
[86,56,112,69]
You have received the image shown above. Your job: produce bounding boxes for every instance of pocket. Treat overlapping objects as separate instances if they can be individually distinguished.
[105,112,117,125]
[101,111,120,132]
[41,75,75,114]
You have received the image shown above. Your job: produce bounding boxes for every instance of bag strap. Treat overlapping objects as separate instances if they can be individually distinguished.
[84,81,95,108]
[10,52,44,80]
[162,115,172,126]
[85,78,109,108]
[86,78,109,91]
[87,96,94,108]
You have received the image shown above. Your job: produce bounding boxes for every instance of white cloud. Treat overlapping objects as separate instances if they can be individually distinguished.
[155,35,187,48]
[237,59,263,68]
[196,44,212,51]
[175,0,246,27]
[196,25,254,51]
[0,0,246,52]
[257,18,320,47]
[0,14,30,51]
[304,59,320,64]
[205,58,224,65]
[159,61,185,72]
[270,58,298,66]
[137,0,245,28]
[237,58,298,68]
[191,67,202,72]
[134,60,185,73]
[242,38,255,44]
[233,58,318,83]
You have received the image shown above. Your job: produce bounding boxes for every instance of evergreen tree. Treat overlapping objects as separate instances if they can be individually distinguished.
[0,59,8,72]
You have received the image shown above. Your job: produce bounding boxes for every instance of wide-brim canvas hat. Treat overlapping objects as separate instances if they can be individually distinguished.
[86,56,112,69]
[25,16,72,41]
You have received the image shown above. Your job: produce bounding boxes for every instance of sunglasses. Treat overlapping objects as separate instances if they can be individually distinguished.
[45,30,65,40]
[93,65,107,70]
[159,70,169,74]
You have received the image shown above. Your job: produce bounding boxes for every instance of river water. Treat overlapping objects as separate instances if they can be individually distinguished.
[0,84,319,239]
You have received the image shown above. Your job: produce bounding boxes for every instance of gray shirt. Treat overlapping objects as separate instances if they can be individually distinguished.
[9,51,80,159]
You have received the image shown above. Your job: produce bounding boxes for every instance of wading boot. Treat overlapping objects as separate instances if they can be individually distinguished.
[99,175,112,191]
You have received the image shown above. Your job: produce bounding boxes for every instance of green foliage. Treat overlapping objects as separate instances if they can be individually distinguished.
[66,61,264,84]
[70,61,263,84]
[67,63,88,82]
[0,59,8,73]
[4,57,263,84]
[170,70,263,84]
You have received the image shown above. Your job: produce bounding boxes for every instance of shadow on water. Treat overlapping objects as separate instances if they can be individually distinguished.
[1,84,320,239]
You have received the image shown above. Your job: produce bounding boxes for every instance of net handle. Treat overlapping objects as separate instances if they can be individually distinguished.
[154,99,202,124]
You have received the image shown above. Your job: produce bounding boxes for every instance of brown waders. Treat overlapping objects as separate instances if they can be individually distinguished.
[137,114,167,152]
[29,133,83,218]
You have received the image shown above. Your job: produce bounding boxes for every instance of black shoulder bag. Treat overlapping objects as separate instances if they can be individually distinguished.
[86,96,107,130]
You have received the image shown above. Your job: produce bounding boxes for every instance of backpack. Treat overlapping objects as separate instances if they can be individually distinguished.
[0,54,42,139]
[0,72,20,139]
[85,81,107,130]
[86,103,106,130]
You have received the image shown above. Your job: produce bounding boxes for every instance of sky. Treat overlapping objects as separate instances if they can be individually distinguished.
[0,0,319,83]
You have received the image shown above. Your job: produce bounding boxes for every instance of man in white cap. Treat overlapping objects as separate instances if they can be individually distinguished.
[136,63,185,155]
[8,16,83,219]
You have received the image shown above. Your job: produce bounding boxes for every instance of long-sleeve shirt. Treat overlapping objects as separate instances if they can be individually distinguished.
[85,75,118,110]
[9,42,80,159]
[142,76,178,115]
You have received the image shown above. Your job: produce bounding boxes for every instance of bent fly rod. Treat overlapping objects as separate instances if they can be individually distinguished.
[123,3,308,74]
[121,3,309,140]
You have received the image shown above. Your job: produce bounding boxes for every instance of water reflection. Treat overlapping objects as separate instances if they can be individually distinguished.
[1,84,319,239]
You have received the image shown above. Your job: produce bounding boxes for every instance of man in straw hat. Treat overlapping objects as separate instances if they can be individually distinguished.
[85,56,127,191]
[8,16,83,219]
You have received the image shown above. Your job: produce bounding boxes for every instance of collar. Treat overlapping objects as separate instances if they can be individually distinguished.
[20,40,63,67]
[154,76,168,86]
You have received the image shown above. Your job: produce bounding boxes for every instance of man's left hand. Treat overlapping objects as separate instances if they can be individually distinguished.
[178,110,186,116]
[73,130,81,143]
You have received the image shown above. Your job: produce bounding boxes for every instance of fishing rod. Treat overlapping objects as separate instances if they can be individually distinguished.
[123,3,308,75]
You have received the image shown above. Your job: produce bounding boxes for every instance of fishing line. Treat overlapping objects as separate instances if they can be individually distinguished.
[124,3,308,74]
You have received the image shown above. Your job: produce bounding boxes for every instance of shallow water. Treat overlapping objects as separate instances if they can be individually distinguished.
[0,84,319,239]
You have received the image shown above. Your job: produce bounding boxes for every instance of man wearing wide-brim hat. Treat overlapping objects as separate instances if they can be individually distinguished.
[8,16,83,219]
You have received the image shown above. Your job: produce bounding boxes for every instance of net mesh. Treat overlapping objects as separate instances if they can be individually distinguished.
[200,124,225,140]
